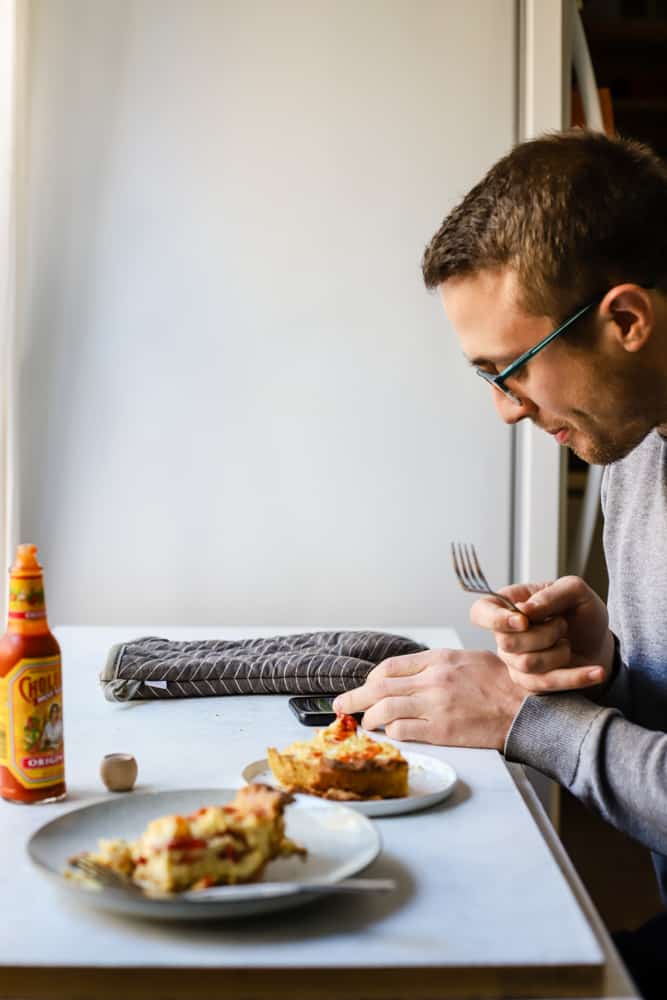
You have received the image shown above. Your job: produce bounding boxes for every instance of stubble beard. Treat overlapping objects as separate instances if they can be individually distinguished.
[565,364,667,465]
[569,431,646,466]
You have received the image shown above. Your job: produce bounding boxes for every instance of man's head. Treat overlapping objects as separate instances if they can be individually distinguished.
[422,129,667,464]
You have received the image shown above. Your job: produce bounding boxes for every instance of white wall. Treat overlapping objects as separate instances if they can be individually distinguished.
[21,0,516,644]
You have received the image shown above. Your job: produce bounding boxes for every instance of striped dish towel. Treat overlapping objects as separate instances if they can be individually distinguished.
[100,630,427,702]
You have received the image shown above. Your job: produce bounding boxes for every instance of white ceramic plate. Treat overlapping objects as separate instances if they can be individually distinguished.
[242,752,457,817]
[27,787,380,921]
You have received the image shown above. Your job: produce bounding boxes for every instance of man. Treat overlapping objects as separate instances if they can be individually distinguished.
[333,129,667,997]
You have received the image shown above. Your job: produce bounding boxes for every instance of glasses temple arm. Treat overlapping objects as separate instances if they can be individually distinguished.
[499,300,597,382]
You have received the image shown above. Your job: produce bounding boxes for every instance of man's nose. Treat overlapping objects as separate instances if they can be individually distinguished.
[493,390,536,424]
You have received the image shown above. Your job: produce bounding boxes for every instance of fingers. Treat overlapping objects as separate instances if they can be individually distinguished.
[361,695,421,733]
[516,575,591,624]
[495,616,568,656]
[469,596,530,633]
[508,662,607,693]
[380,652,433,677]
[360,696,436,745]
[333,684,373,715]
[501,637,572,676]
[471,576,590,635]
[384,718,432,743]
[497,582,549,604]
[332,653,428,714]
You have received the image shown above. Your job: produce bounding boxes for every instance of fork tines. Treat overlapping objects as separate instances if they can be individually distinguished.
[451,542,490,594]
[450,541,519,612]
[69,854,133,890]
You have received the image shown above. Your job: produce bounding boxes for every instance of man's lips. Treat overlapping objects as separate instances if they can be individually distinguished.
[534,422,572,444]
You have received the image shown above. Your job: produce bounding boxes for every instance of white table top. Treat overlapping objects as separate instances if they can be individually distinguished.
[0,626,636,1000]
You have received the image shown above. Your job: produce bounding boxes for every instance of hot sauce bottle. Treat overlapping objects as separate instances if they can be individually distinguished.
[0,544,66,803]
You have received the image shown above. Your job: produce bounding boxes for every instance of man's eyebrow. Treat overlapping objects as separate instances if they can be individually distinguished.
[465,352,515,368]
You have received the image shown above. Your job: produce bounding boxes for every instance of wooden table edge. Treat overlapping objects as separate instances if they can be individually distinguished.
[1,962,604,1000]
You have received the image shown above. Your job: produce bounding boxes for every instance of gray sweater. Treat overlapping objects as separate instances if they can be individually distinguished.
[505,430,667,898]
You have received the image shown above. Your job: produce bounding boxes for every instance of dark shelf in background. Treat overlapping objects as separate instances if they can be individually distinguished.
[569,4,667,479]
[582,14,667,45]
[581,8,667,156]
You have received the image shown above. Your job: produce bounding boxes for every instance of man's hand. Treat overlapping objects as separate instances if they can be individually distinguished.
[470,576,615,694]
[332,648,525,750]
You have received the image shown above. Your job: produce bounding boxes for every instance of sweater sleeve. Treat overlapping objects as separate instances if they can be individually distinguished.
[505,692,667,855]
[590,633,633,716]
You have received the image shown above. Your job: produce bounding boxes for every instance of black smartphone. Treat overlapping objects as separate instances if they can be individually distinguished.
[288,695,363,726]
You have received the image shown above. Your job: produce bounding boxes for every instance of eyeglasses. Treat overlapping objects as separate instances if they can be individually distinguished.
[475,299,598,405]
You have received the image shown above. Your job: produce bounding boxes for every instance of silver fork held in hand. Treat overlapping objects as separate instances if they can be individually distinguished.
[451,542,520,613]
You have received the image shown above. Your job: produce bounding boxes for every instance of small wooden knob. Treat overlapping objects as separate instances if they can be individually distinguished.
[100,753,138,792]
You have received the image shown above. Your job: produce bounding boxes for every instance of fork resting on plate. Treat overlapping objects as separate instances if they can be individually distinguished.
[69,855,396,900]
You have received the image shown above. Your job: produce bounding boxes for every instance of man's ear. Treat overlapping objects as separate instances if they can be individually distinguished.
[600,284,654,354]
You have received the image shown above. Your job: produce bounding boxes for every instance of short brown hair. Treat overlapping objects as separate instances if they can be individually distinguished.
[422,129,667,322]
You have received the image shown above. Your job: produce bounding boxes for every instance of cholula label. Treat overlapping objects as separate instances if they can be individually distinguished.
[0,656,65,788]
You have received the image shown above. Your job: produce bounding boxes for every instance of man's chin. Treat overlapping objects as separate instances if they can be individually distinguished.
[569,433,642,466]
[567,436,599,464]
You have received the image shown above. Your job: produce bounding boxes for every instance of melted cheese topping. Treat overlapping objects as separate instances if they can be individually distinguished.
[86,785,301,893]
[283,714,405,765]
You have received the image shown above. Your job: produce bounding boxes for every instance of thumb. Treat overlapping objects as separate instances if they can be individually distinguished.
[517,576,586,623]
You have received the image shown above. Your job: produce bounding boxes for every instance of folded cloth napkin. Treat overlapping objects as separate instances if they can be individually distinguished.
[100,630,427,703]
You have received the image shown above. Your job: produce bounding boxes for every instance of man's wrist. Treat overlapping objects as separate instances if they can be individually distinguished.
[499,685,527,750]
[602,630,617,680]
[587,631,621,704]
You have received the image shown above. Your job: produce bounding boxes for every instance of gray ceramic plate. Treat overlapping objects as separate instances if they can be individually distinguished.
[27,787,380,921]
[243,752,457,817]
